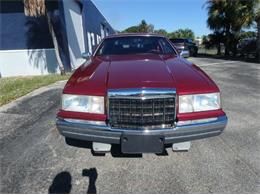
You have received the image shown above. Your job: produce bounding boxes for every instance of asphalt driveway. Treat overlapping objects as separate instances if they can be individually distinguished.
[0,57,259,193]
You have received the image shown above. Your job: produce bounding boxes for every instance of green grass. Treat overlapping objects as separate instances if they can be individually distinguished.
[0,74,70,106]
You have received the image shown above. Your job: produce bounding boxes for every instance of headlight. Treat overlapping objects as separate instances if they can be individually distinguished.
[62,94,104,114]
[179,93,220,113]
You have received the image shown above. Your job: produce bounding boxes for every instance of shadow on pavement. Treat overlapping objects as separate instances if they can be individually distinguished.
[49,168,98,194]
[155,148,169,156]
[49,171,72,194]
[65,138,105,156]
[82,168,98,194]
[110,144,142,158]
[65,137,143,158]
[196,53,258,64]
[64,138,173,157]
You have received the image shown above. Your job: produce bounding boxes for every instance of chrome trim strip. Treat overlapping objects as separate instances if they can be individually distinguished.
[58,116,227,133]
[108,88,176,98]
[110,124,174,132]
[62,130,118,140]
[175,116,227,131]
[177,117,218,126]
[63,118,106,126]
[108,95,174,100]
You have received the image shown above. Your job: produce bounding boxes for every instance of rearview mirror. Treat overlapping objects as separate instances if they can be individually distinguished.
[81,52,91,60]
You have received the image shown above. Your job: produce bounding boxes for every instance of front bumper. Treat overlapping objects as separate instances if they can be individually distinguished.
[56,115,228,144]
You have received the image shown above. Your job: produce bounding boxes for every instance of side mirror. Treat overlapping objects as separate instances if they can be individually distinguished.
[180,50,190,58]
[177,49,182,54]
[81,52,91,60]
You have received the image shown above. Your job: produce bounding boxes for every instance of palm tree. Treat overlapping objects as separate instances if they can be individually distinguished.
[206,0,256,56]
[208,32,223,55]
[206,0,226,54]
[169,28,195,40]
[138,20,154,33]
[23,0,65,75]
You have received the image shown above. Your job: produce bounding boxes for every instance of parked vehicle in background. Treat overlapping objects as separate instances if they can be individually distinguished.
[237,38,257,59]
[57,34,227,154]
[170,38,198,57]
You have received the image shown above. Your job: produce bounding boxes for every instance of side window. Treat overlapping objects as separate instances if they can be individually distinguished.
[159,39,176,54]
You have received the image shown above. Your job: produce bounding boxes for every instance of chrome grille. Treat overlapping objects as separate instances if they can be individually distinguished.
[108,89,176,129]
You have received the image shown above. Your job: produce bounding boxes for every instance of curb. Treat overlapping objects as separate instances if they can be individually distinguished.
[0,80,67,112]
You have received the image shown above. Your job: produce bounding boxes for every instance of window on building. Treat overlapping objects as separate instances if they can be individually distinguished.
[101,24,105,39]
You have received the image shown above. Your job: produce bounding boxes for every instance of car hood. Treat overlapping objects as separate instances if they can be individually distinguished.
[64,54,218,95]
[107,55,174,89]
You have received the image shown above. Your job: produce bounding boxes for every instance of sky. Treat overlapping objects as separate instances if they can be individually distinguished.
[92,0,211,37]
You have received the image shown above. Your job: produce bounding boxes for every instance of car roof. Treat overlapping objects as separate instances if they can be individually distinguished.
[104,33,166,39]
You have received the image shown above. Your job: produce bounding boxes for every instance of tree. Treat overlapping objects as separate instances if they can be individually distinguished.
[23,0,65,75]
[202,35,208,45]
[204,32,223,55]
[169,28,195,40]
[154,29,168,36]
[122,20,154,33]
[239,31,257,39]
[206,0,257,56]
[122,26,139,33]
[138,20,154,33]
[202,34,222,54]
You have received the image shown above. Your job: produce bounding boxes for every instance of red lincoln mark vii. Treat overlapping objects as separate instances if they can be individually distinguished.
[56,34,228,154]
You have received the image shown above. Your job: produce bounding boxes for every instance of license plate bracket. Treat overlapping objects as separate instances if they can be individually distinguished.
[121,134,164,154]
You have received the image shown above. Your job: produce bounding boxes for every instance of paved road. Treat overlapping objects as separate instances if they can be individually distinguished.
[1,57,260,193]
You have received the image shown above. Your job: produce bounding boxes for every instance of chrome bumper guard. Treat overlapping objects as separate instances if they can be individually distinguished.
[56,115,228,144]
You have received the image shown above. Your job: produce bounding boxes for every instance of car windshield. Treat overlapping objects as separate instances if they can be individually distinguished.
[96,36,177,55]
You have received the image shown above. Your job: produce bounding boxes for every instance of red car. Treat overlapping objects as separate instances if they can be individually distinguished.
[57,34,227,154]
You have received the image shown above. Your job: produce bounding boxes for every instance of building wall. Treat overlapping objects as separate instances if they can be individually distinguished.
[0,1,55,77]
[0,0,115,77]
[61,0,115,69]
[0,0,54,50]
[0,0,70,77]
[0,49,59,77]
[82,0,115,54]
[62,0,86,69]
